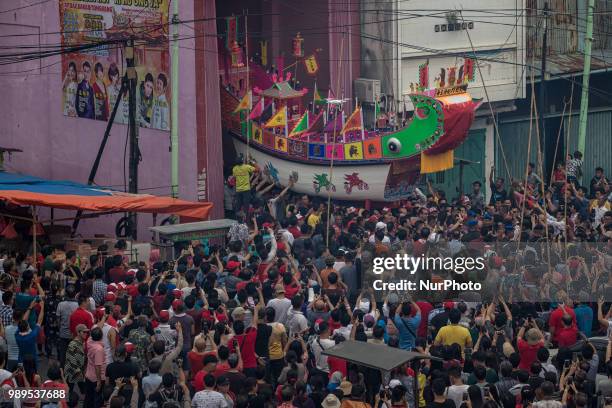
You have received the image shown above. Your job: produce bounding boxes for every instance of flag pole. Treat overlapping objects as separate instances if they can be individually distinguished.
[312,80,316,114]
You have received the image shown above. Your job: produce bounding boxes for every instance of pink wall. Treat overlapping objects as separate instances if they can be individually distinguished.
[0,1,215,240]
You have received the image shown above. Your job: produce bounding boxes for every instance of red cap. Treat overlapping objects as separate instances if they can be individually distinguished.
[28,288,38,296]
[159,310,170,322]
[118,282,127,290]
[277,242,287,252]
[226,260,241,271]
[105,292,117,302]
[95,307,106,320]
[368,215,378,223]
[124,342,135,353]
[107,283,118,293]
[172,299,183,310]
[262,222,273,229]
[126,269,137,277]
[172,289,182,299]
[444,301,455,310]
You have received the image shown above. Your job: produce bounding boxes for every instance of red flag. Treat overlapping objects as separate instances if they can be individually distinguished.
[419,61,429,89]
[464,58,475,82]
[249,98,264,120]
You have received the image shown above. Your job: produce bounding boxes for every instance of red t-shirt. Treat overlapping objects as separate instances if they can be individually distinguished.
[188,351,214,379]
[284,283,300,300]
[557,326,578,348]
[415,301,433,338]
[287,226,301,238]
[192,370,207,392]
[213,362,231,378]
[549,306,576,341]
[233,327,258,369]
[126,284,138,298]
[41,380,68,408]
[328,356,347,378]
[69,307,94,336]
[517,338,544,370]
[152,294,166,314]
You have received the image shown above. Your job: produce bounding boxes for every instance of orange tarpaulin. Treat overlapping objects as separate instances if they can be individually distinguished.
[0,190,212,219]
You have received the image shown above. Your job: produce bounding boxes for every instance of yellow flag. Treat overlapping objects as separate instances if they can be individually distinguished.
[233,91,251,113]
[264,106,287,128]
[304,54,319,75]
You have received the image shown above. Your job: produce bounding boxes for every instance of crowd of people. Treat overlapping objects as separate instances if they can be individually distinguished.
[0,152,609,408]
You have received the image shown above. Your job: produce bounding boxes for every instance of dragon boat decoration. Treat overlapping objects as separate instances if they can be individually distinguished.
[221,58,481,201]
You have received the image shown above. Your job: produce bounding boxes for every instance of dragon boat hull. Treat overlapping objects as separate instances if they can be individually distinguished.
[232,136,394,201]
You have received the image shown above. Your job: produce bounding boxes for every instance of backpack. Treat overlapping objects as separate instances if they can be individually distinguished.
[146,387,181,408]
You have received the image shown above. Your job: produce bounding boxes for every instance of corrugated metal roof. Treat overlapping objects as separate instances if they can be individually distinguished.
[531,50,612,77]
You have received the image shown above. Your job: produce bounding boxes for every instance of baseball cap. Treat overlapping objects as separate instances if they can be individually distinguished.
[95,307,106,319]
[389,379,402,389]
[444,301,455,310]
[375,221,387,230]
[124,342,135,353]
[172,289,183,299]
[296,213,304,220]
[126,269,137,277]
[159,310,170,322]
[105,292,117,302]
[107,283,118,293]
[117,282,127,290]
[172,299,183,310]
[226,260,241,271]
[76,324,89,334]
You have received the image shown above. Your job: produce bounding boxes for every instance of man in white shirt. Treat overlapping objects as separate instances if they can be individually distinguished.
[286,295,309,338]
[192,373,228,408]
[266,285,292,326]
[309,321,335,374]
[446,366,469,408]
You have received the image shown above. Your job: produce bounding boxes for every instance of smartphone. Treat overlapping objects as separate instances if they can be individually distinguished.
[483,386,490,399]
[564,359,570,370]
[462,392,469,402]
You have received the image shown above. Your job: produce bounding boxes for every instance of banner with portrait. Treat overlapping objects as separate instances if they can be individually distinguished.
[60,0,171,131]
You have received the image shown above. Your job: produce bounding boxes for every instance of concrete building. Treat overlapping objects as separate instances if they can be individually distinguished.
[0,0,224,238]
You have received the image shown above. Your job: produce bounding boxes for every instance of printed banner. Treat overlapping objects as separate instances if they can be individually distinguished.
[60,0,171,131]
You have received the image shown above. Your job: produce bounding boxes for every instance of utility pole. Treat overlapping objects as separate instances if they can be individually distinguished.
[538,3,549,163]
[578,0,595,155]
[170,0,179,199]
[127,39,140,240]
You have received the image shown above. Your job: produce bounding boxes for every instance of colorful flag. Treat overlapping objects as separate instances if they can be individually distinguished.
[260,40,268,66]
[419,60,429,90]
[309,112,324,133]
[304,54,319,75]
[260,101,274,123]
[464,58,475,82]
[289,111,309,137]
[233,91,251,114]
[313,86,325,105]
[341,106,363,135]
[264,106,287,128]
[249,97,264,120]
[226,16,239,50]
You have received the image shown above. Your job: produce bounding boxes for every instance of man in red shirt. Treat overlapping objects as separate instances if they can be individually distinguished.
[517,320,544,370]
[556,315,579,348]
[69,295,94,336]
[415,301,433,338]
[232,298,261,377]
[549,302,576,343]
[108,255,126,284]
